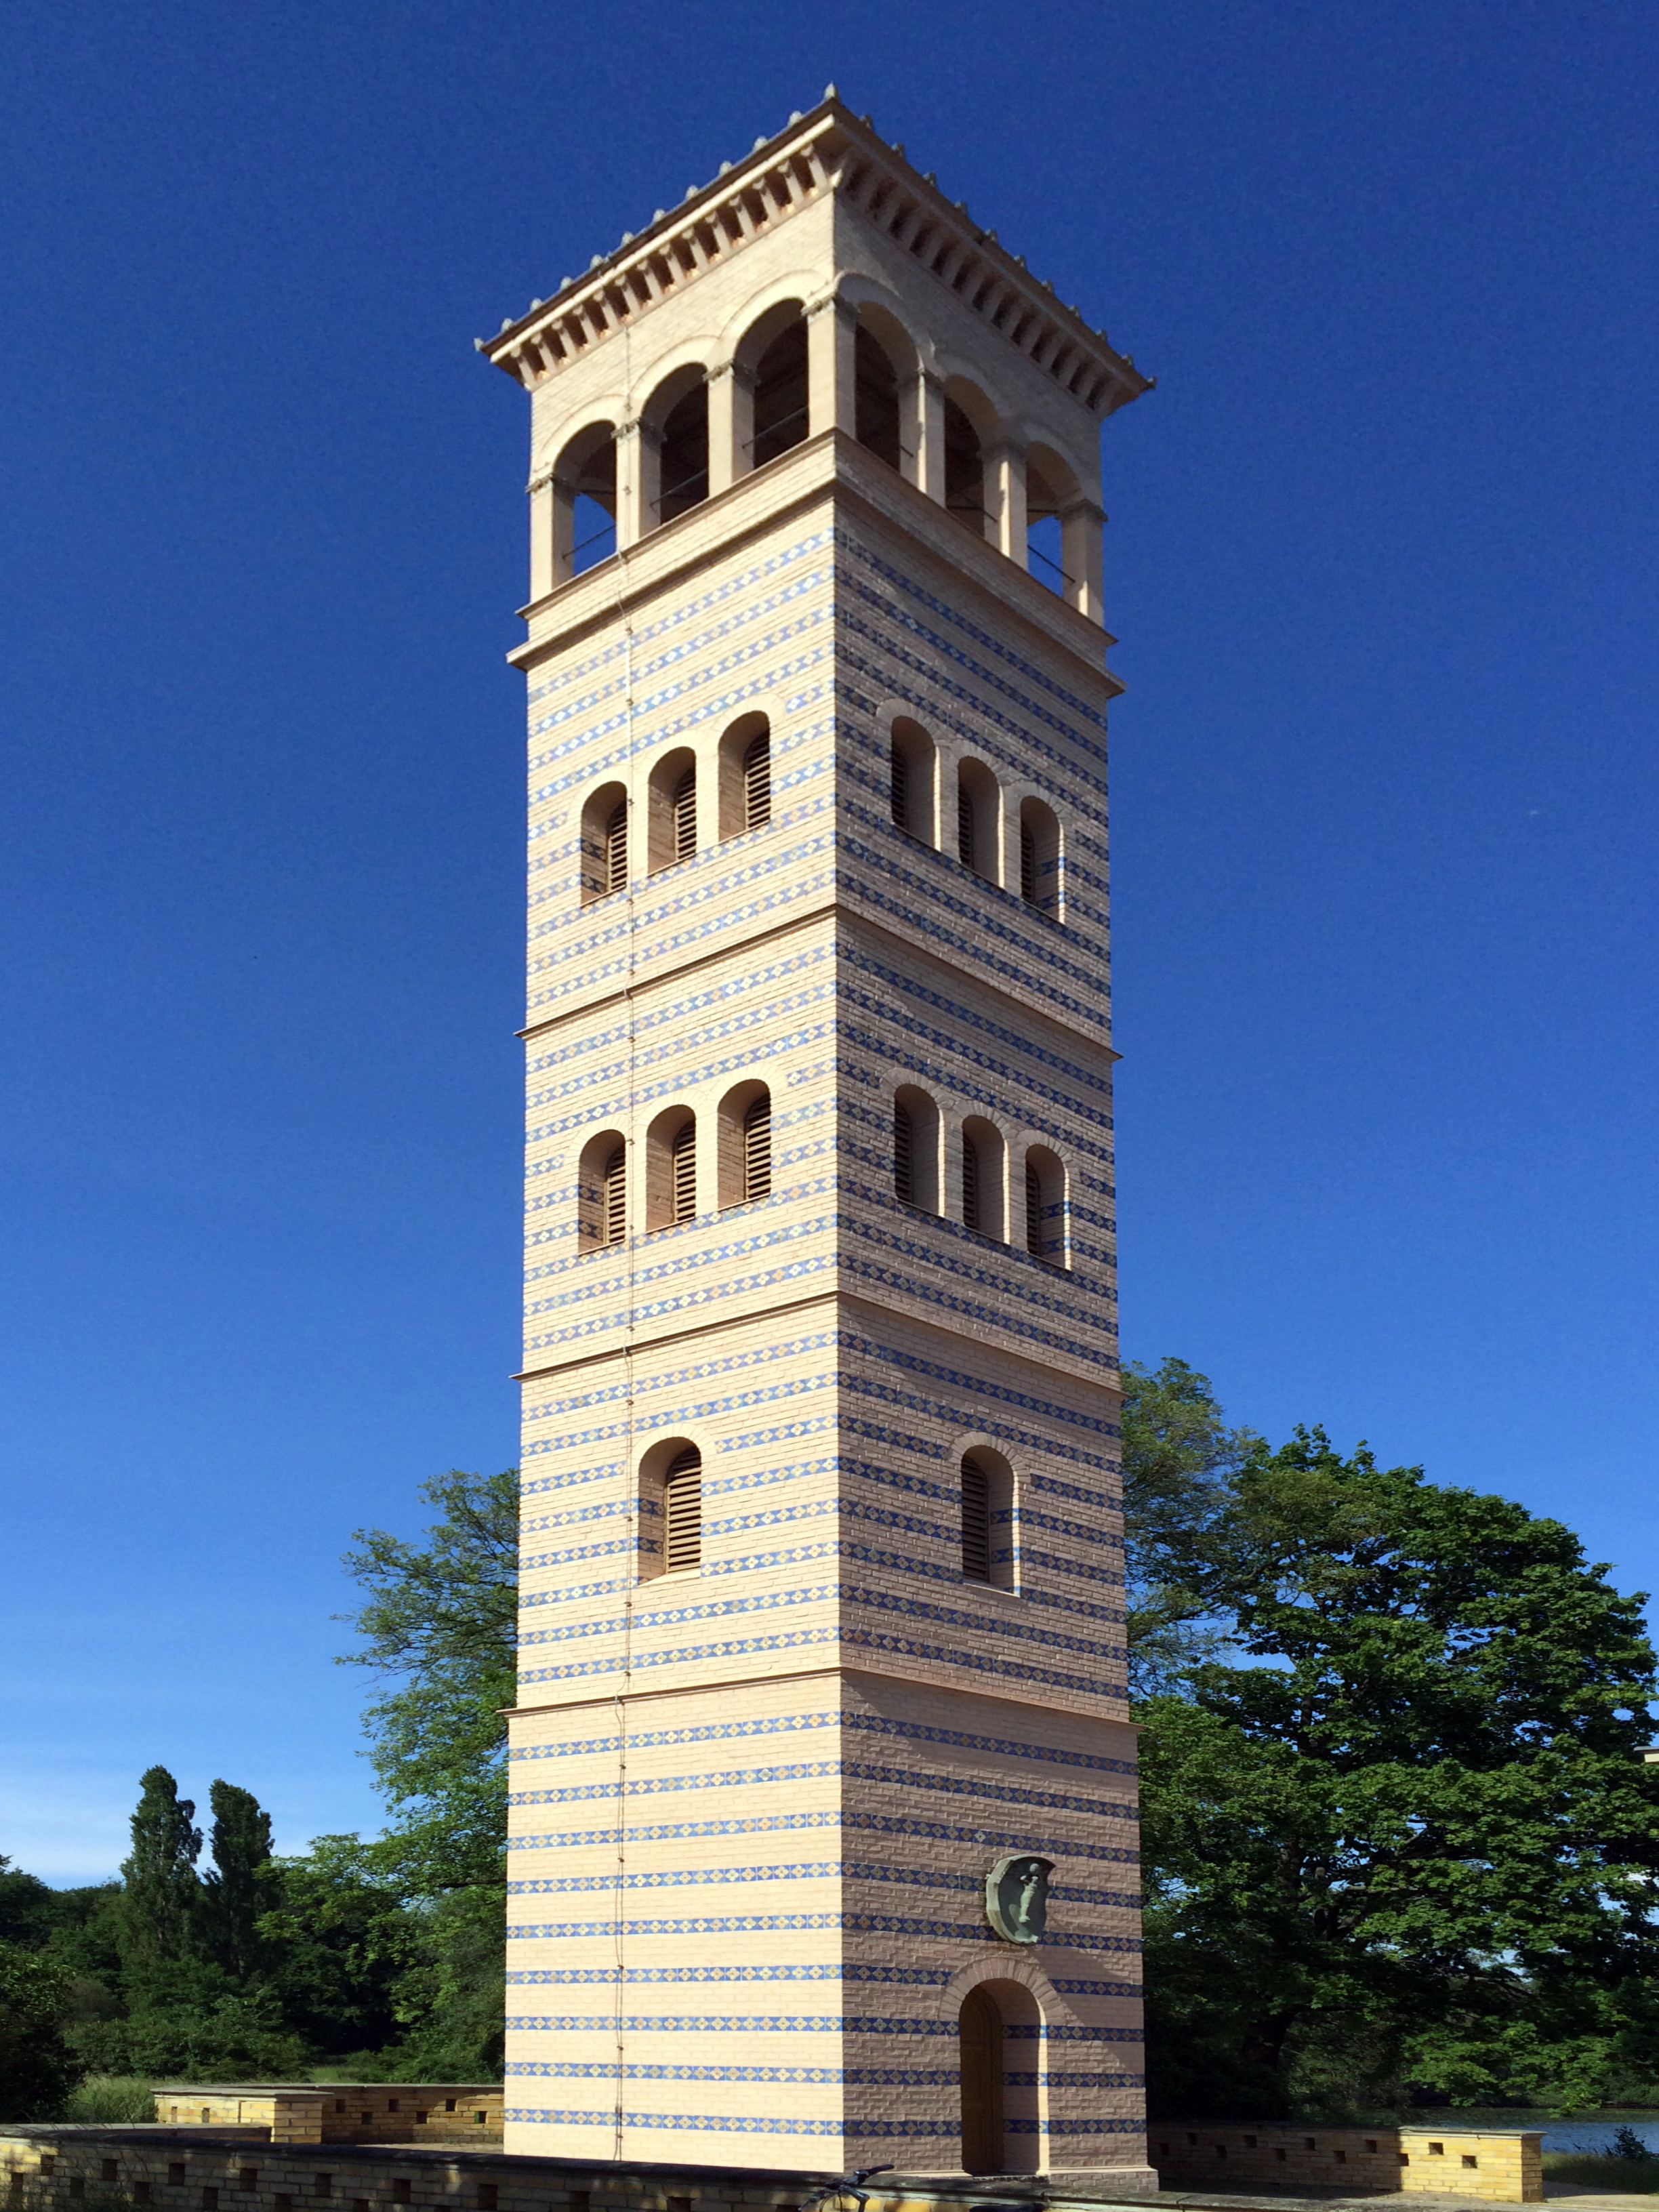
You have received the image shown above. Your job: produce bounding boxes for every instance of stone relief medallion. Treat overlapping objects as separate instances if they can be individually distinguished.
[984,1852,1055,1944]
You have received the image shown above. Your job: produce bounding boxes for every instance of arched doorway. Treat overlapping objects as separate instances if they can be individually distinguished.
[959,1978,1044,2176]
[959,1986,1003,2175]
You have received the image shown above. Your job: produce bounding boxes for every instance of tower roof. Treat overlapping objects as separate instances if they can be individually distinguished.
[479,94,1151,419]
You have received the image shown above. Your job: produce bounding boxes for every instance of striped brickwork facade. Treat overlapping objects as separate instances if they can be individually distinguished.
[493,100,1149,2184]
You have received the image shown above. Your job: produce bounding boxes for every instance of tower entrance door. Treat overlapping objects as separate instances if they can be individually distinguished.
[960,1987,1004,2173]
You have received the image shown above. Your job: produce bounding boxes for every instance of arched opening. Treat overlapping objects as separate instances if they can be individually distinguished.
[552,422,617,580]
[717,1080,772,1208]
[580,782,628,903]
[960,1448,1016,1590]
[577,1130,627,1250]
[1025,443,1079,595]
[855,323,902,470]
[956,758,1000,882]
[889,716,936,843]
[959,1980,1043,2174]
[647,746,698,872]
[646,1106,697,1230]
[718,711,772,837]
[639,1438,703,1577]
[961,1115,1006,1240]
[644,368,709,527]
[943,384,991,539]
[893,1084,941,1213]
[1023,1144,1069,1267]
[748,307,808,468]
[1019,798,1061,918]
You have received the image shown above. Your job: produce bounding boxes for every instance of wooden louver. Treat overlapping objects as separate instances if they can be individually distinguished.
[670,1119,696,1224]
[893,1102,914,1204]
[957,786,976,869]
[741,1093,771,1203]
[890,743,909,830]
[670,768,696,863]
[741,730,771,831]
[1025,1162,1045,1258]
[603,801,628,895]
[600,1145,626,1246]
[1020,819,1037,906]
[961,1456,991,1582]
[663,1446,701,1573]
[962,1136,981,1232]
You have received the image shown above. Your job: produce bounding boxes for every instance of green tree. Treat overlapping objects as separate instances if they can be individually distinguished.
[337,1469,518,2075]
[0,1858,58,1950]
[1120,1357,1257,1695]
[1140,1427,1659,2117]
[118,1766,203,1971]
[257,1835,414,2055]
[0,1944,75,2119]
[339,1470,517,1896]
[203,1781,274,1980]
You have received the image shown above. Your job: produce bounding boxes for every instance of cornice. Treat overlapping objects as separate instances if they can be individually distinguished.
[480,96,1151,421]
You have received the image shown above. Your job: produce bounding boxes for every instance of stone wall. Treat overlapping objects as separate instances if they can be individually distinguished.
[149,2094,505,2148]
[1147,2122,1543,2203]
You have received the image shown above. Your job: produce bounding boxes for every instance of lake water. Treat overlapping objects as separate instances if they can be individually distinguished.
[1430,2113,1659,2155]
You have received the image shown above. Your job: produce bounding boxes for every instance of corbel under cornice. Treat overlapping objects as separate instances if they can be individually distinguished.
[479,98,1151,421]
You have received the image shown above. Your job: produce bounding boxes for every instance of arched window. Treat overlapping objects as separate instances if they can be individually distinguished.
[717,1080,772,1207]
[647,747,697,871]
[550,422,617,581]
[641,1437,703,1578]
[580,783,628,903]
[944,389,989,538]
[1024,1145,1068,1267]
[647,1107,697,1230]
[893,1085,941,1212]
[578,1130,627,1249]
[961,1117,1006,1239]
[960,1449,1015,1589]
[1019,798,1061,917]
[889,717,936,842]
[956,759,998,880]
[718,712,771,837]
[643,369,709,527]
[663,1446,702,1572]
[855,321,903,469]
[750,311,808,466]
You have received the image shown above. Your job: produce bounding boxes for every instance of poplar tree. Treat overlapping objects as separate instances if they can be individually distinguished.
[203,1782,273,1980]
[118,1766,203,1969]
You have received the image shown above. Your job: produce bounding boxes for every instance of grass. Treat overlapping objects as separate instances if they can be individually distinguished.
[1544,2152,1659,2194]
[63,2076,157,2125]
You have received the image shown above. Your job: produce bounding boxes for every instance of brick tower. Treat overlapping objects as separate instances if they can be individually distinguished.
[483,94,1152,2184]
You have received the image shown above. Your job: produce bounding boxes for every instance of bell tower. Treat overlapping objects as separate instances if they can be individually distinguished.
[483,94,1153,2184]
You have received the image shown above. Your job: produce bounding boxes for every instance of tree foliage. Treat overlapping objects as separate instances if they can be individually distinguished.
[1120,1357,1257,1696]
[0,1935,75,2119]
[338,1469,518,1898]
[1140,1423,1659,2116]
[203,1782,273,1980]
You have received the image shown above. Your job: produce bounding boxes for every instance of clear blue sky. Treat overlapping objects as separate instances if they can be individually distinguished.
[3,0,1655,1884]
